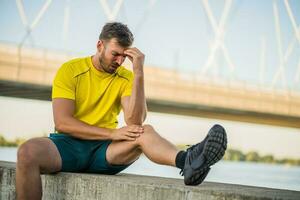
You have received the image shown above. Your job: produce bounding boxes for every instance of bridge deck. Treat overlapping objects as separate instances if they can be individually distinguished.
[0,43,300,128]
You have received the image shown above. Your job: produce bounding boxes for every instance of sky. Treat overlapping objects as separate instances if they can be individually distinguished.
[0,0,300,90]
[0,1,300,159]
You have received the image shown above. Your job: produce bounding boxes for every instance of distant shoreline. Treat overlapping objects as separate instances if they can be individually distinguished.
[177,144,300,166]
[1,135,299,166]
[0,135,23,147]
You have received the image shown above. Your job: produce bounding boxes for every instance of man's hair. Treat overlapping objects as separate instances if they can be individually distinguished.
[99,22,134,47]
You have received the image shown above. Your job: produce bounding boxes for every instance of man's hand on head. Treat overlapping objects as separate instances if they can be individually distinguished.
[124,48,145,75]
[111,125,144,141]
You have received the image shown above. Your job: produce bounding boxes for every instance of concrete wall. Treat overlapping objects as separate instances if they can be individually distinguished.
[1,161,300,200]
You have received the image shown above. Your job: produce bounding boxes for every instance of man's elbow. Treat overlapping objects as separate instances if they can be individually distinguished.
[125,113,147,126]
[125,119,143,126]
[54,118,69,133]
[55,122,65,133]
[125,116,143,126]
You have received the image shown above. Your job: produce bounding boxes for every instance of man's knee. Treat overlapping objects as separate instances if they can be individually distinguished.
[142,124,154,132]
[17,140,39,168]
[135,124,155,145]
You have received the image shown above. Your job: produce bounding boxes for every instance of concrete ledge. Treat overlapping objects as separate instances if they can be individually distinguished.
[1,161,300,200]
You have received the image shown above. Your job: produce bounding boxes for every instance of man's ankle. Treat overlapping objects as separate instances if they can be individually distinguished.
[175,150,187,169]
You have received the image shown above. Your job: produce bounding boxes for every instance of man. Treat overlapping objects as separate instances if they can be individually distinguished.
[16,22,227,199]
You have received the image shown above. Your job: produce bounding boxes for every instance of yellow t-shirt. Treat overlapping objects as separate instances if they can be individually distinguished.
[52,56,133,129]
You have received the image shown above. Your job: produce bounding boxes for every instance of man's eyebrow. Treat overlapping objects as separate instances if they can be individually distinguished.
[112,51,126,57]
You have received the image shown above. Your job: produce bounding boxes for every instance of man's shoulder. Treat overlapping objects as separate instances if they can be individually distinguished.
[61,57,90,78]
[116,66,133,82]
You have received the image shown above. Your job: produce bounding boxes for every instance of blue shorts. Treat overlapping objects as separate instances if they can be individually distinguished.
[48,133,131,174]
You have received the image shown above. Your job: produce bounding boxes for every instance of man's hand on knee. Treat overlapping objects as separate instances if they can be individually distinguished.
[111,125,144,141]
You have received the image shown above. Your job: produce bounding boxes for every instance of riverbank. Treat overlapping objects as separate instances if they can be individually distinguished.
[178,144,300,166]
[1,134,300,166]
[0,135,24,147]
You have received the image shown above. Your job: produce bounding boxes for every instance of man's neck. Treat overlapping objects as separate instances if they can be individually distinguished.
[91,55,104,72]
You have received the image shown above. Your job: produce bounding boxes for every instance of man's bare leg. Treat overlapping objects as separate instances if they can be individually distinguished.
[16,138,62,200]
[106,124,179,166]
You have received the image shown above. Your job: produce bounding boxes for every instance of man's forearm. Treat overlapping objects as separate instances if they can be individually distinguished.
[55,116,112,140]
[127,73,147,125]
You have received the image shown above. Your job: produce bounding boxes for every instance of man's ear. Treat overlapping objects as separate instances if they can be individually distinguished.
[97,40,104,52]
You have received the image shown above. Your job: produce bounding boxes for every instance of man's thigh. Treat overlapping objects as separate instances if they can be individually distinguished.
[17,137,62,174]
[49,133,133,174]
[106,140,142,166]
[48,133,141,174]
[84,140,140,175]
[48,133,96,172]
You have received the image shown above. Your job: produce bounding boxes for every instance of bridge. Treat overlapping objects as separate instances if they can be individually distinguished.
[0,42,299,128]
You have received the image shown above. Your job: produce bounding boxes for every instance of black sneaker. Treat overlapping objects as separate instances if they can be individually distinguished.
[180,124,227,186]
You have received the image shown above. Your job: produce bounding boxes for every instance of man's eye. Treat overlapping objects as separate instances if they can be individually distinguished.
[112,52,125,58]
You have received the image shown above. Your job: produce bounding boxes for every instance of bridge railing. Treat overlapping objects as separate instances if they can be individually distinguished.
[145,68,300,117]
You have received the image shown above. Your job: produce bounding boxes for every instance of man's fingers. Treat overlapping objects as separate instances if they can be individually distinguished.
[132,47,142,54]
[124,48,141,57]
[126,131,141,138]
[128,125,144,133]
[124,50,135,58]
[121,134,139,141]
[128,128,143,134]
[125,47,141,54]
[124,136,136,141]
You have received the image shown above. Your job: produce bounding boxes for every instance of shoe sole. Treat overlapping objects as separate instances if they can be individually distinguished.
[184,124,227,185]
[203,124,227,168]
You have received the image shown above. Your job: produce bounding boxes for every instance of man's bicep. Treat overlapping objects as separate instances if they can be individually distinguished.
[52,98,75,125]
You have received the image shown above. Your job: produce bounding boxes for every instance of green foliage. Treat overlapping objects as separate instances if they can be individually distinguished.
[0,134,26,147]
[0,135,19,147]
[261,155,274,163]
[246,151,260,162]
[224,149,246,161]
[223,148,300,166]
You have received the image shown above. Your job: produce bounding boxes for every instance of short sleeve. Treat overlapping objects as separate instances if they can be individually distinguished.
[121,80,133,97]
[52,63,76,100]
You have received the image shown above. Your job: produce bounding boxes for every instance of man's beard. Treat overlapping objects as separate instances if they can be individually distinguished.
[99,53,119,74]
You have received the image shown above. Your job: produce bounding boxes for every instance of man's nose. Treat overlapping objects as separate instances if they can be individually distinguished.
[115,56,124,65]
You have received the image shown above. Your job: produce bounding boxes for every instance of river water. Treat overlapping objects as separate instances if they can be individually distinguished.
[1,147,299,191]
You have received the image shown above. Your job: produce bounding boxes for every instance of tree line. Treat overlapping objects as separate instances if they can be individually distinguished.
[1,135,299,166]
[176,144,300,166]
